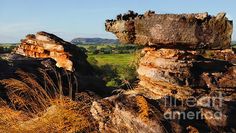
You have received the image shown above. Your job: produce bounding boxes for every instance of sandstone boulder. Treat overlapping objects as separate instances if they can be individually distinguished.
[14,31,89,72]
[106,11,233,49]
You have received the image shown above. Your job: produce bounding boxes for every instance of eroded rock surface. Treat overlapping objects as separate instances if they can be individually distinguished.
[106,11,233,49]
[91,94,181,133]
[14,31,88,71]
[138,48,231,87]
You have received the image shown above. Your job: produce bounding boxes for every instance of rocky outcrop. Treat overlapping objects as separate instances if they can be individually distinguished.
[14,31,88,71]
[106,11,233,49]
[93,11,236,132]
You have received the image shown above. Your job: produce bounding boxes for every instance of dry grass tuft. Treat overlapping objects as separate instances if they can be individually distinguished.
[0,71,52,114]
[0,69,98,132]
[0,97,96,133]
[136,95,150,123]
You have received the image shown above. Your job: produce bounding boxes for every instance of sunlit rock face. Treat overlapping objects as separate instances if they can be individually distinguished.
[14,31,87,71]
[136,48,235,100]
[106,11,233,50]
[103,11,236,132]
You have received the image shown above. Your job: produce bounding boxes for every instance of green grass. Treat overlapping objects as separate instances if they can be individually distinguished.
[88,53,135,66]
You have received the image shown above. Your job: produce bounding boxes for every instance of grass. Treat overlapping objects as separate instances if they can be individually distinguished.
[88,53,135,66]
[0,68,97,132]
[87,53,140,88]
[0,97,95,133]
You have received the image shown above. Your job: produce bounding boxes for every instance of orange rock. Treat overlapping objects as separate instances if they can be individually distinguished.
[14,31,81,71]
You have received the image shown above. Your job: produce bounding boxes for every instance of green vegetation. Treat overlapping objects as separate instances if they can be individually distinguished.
[233,44,236,48]
[87,52,139,88]
[78,44,142,55]
[84,44,141,88]
[88,54,134,66]
[0,43,17,53]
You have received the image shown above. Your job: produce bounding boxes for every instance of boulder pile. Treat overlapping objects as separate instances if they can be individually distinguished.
[91,11,236,132]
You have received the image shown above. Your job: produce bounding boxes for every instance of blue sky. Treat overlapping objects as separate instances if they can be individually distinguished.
[0,0,236,43]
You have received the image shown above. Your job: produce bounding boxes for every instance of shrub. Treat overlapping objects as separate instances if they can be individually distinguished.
[87,56,98,65]
[106,79,120,87]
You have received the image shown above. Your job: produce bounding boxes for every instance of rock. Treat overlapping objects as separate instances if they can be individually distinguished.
[14,31,89,72]
[201,66,236,89]
[91,93,214,133]
[197,93,236,128]
[137,48,232,89]
[91,94,181,133]
[137,77,195,100]
[104,10,236,132]
[137,48,196,86]
[203,49,236,64]
[106,11,233,49]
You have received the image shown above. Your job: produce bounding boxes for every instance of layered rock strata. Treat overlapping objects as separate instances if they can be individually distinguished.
[14,31,88,71]
[136,48,234,100]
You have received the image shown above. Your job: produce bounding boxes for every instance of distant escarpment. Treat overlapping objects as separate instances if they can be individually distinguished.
[71,37,119,45]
